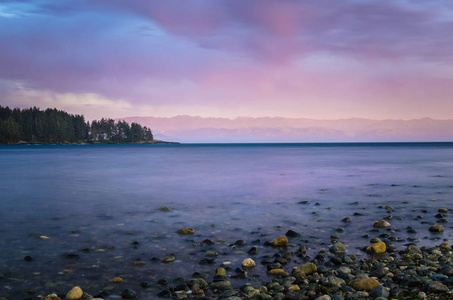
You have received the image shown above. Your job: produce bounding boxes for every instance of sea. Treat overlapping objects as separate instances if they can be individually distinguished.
[0,143,452,298]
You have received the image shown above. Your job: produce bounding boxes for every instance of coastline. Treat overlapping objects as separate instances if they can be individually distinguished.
[0,139,180,145]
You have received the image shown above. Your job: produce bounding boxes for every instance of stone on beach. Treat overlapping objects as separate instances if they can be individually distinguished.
[429,224,444,232]
[271,235,288,247]
[373,220,391,228]
[366,241,386,253]
[329,242,347,252]
[349,277,380,291]
[66,286,83,299]
[293,262,317,276]
[177,227,194,234]
[241,258,255,268]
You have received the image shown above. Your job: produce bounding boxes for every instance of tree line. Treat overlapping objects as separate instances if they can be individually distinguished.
[0,106,153,144]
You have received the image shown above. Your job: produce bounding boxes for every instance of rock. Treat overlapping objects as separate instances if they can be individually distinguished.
[121,288,137,298]
[329,242,347,252]
[241,258,255,268]
[429,225,444,232]
[285,230,300,237]
[366,241,386,253]
[439,241,450,251]
[316,296,331,300]
[271,236,288,247]
[158,207,171,211]
[438,208,448,213]
[210,280,231,290]
[215,267,226,277]
[326,276,346,288]
[369,285,390,298]
[293,262,317,276]
[373,220,391,228]
[405,244,421,254]
[267,269,285,275]
[162,255,175,263]
[342,217,351,222]
[423,281,449,294]
[66,286,83,299]
[418,291,427,299]
[112,277,123,282]
[349,277,380,291]
[350,291,369,299]
[40,294,61,300]
[247,246,259,254]
[177,227,194,234]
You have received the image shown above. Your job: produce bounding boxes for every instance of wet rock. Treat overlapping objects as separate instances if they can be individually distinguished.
[349,277,380,291]
[199,257,216,265]
[373,220,391,228]
[210,280,231,290]
[329,242,346,253]
[158,207,171,211]
[177,227,194,234]
[65,253,80,259]
[369,285,390,298]
[405,244,421,254]
[285,230,300,237]
[439,241,450,251]
[247,246,259,254]
[438,208,448,213]
[423,281,449,294]
[162,255,175,263]
[40,294,61,300]
[112,277,123,283]
[66,286,83,299]
[140,281,152,288]
[429,225,444,232]
[121,288,137,298]
[242,258,255,268]
[366,241,386,253]
[271,236,288,247]
[293,262,317,277]
[215,267,226,277]
[24,255,34,261]
[342,217,351,223]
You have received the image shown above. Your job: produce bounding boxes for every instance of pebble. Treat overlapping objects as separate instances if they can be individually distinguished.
[373,220,391,228]
[271,236,288,247]
[241,258,256,268]
[66,286,83,299]
[176,227,194,234]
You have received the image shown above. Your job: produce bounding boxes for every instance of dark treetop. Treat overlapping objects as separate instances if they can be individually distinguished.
[0,106,153,144]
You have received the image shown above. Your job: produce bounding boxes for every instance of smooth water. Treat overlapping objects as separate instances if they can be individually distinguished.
[0,143,452,298]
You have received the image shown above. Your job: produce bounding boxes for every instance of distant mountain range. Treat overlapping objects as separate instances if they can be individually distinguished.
[116,116,453,143]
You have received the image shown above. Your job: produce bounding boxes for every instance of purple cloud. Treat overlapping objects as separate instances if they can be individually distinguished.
[0,0,452,119]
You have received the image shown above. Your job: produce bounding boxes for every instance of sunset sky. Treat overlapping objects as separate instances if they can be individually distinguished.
[1,0,453,121]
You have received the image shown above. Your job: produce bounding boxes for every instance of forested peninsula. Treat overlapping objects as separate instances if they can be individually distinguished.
[0,106,172,144]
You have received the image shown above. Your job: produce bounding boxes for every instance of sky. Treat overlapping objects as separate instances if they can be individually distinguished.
[1,0,453,121]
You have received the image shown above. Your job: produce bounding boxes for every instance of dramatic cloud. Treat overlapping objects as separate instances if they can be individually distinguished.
[0,0,453,120]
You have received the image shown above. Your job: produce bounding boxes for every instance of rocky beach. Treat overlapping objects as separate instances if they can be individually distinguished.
[1,201,452,300]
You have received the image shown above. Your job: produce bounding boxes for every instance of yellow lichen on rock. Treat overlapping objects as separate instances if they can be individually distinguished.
[177,227,194,234]
[366,241,386,254]
[271,235,288,247]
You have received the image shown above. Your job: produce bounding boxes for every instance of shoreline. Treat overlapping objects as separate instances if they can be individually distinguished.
[0,139,180,145]
[3,211,452,300]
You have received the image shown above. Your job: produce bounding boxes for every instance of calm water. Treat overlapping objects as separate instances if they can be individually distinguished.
[0,143,452,298]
